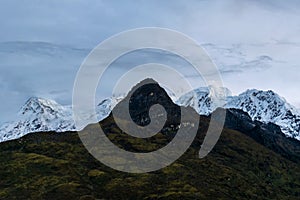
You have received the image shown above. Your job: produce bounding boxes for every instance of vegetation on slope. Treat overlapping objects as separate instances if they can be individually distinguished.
[0,114,299,200]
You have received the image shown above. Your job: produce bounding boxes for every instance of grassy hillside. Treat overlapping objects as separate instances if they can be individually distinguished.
[0,114,299,200]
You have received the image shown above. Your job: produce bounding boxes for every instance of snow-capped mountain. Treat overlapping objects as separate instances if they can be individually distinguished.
[176,86,231,115]
[0,97,75,142]
[225,89,300,140]
[0,97,114,142]
[177,88,300,140]
[1,85,300,143]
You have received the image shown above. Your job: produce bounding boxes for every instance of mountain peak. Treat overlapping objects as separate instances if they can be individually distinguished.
[113,78,179,127]
[24,96,55,106]
[241,89,279,98]
[226,89,300,139]
[19,97,65,116]
[127,78,160,94]
[176,86,231,115]
[137,78,159,85]
[233,89,297,114]
[0,97,75,142]
[1,84,300,143]
[178,87,300,140]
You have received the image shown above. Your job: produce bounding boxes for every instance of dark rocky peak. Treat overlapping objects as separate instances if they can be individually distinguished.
[113,78,182,127]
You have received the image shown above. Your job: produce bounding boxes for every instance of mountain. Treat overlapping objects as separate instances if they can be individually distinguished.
[177,88,300,140]
[226,89,300,140]
[225,108,300,163]
[0,80,299,199]
[113,78,181,126]
[0,97,75,142]
[0,97,115,142]
[1,79,300,142]
[176,86,231,115]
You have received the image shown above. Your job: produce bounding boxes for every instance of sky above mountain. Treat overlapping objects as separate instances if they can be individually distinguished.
[0,0,300,122]
[1,0,300,46]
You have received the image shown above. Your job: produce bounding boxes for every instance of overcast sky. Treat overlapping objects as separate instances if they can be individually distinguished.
[0,0,300,122]
[1,0,300,46]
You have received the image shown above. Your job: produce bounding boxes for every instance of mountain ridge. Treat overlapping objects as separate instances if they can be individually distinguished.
[177,87,300,140]
[0,80,300,142]
[0,80,299,199]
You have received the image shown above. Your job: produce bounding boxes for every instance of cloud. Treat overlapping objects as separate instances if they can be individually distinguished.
[0,0,300,47]
[0,0,300,122]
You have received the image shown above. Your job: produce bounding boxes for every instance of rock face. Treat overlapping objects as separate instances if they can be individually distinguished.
[223,108,300,162]
[114,78,181,127]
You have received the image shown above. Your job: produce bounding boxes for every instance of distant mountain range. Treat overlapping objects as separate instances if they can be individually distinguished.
[0,79,299,142]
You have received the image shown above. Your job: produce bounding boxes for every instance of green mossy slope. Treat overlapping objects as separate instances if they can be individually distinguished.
[0,115,299,200]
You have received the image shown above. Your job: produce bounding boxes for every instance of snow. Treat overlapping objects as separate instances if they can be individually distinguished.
[0,86,300,142]
[177,87,300,140]
[0,87,300,142]
[225,89,300,140]
[176,86,231,115]
[0,97,114,142]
